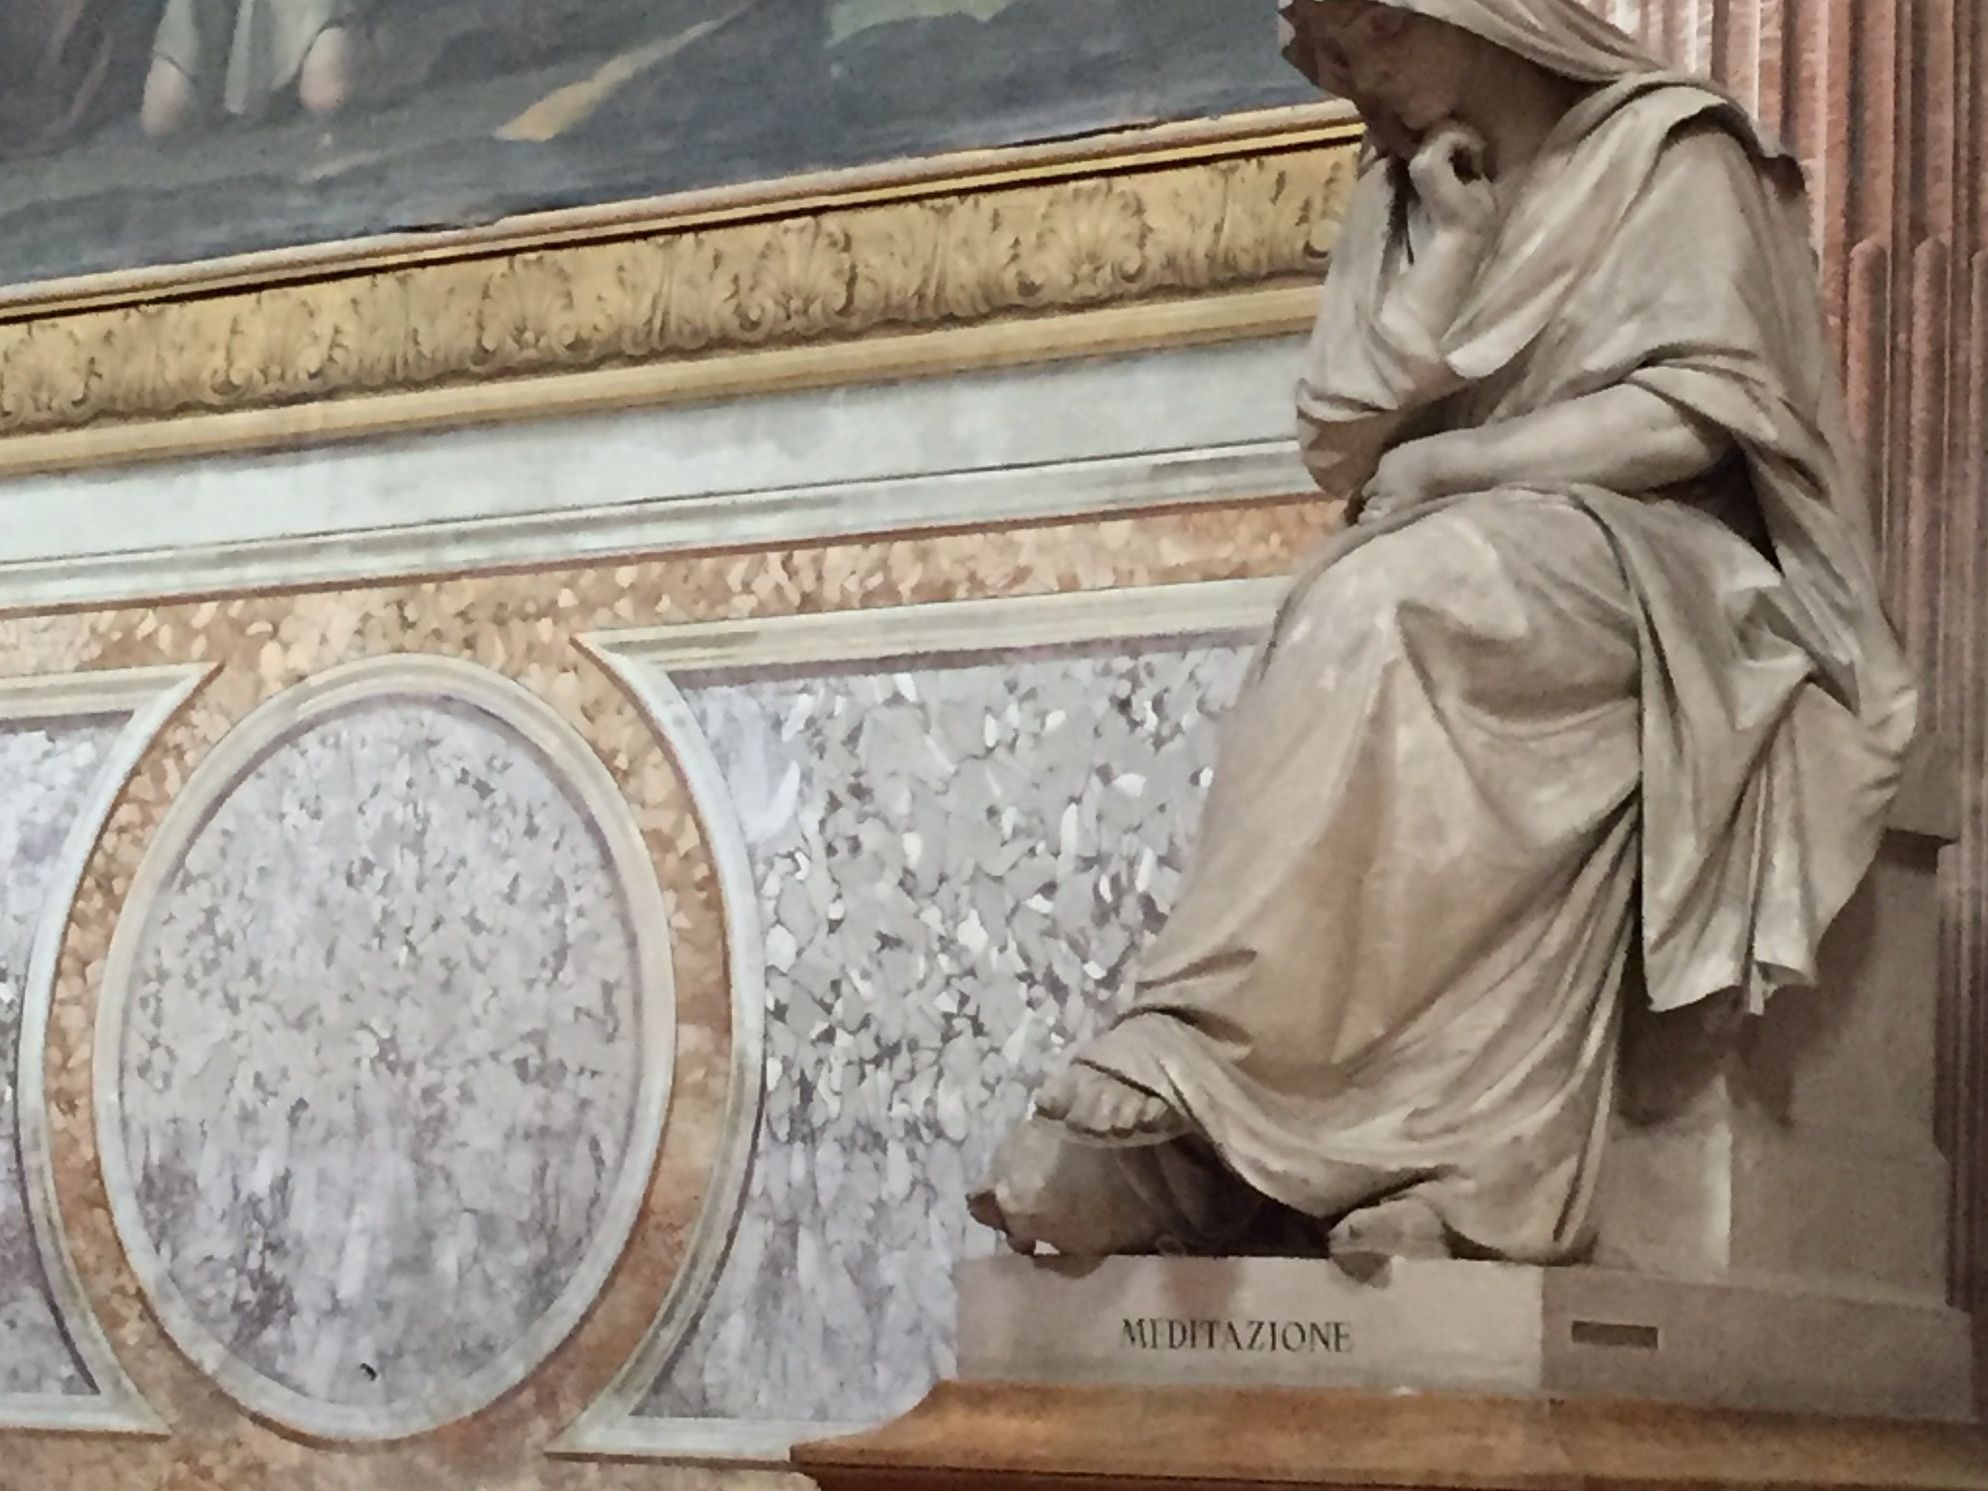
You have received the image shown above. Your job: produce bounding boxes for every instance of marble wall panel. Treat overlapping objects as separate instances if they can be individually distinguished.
[637,643,1249,1430]
[0,718,118,1398]
[107,691,652,1437]
[0,503,1321,1486]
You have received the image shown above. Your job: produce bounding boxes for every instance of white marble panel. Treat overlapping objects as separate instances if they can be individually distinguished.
[0,338,1308,609]
[0,719,119,1397]
[102,676,663,1439]
[636,642,1247,1429]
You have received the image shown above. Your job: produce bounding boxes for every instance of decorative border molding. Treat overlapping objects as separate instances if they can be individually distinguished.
[1,664,205,1436]
[596,577,1288,675]
[0,106,1356,318]
[558,579,1283,1463]
[0,666,206,728]
[556,641,769,1462]
[0,439,1313,615]
[573,1416,874,1467]
[89,653,678,1443]
[0,118,1358,482]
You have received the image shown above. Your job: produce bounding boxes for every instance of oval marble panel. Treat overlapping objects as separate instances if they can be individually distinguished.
[97,657,674,1440]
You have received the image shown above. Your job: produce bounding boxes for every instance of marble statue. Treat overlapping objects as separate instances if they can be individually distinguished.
[969,0,1917,1265]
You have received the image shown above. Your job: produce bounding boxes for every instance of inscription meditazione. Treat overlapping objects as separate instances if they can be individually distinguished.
[1119,1318,1354,1354]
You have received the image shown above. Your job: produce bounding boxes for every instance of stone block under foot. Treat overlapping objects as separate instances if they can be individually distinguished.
[956,1254,1975,1422]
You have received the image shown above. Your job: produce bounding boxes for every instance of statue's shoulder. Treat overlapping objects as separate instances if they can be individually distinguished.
[1577,75,1793,175]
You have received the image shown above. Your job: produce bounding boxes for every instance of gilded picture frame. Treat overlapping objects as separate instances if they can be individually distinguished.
[0,104,1363,481]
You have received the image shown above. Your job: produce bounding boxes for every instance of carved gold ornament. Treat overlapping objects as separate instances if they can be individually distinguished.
[0,112,1360,478]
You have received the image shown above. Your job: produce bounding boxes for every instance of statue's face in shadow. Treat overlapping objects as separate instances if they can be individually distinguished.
[1292,0,1482,157]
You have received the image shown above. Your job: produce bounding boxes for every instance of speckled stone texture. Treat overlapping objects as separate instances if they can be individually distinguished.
[639,644,1248,1427]
[0,718,117,1397]
[0,505,1321,1485]
[110,698,645,1415]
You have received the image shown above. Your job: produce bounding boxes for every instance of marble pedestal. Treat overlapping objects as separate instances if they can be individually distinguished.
[794,762,1984,1491]
[1596,767,1960,1303]
[956,1253,1975,1422]
[942,756,1977,1426]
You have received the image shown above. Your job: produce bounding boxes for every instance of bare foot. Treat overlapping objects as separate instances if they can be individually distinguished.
[966,1183,1039,1255]
[1035,1064,1188,1144]
[1328,1194,1451,1261]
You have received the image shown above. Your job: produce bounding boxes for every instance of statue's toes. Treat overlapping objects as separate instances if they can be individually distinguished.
[1116,1092,1188,1141]
[1043,1071,1187,1141]
[966,1184,1005,1231]
[1063,1082,1121,1138]
[1102,1087,1152,1138]
[1133,1093,1178,1134]
[1329,1195,1451,1261]
[967,1182,1041,1255]
[1033,1068,1078,1121]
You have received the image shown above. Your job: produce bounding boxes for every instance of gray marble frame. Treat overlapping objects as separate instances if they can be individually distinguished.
[90,654,677,1443]
[0,334,1308,616]
[0,443,1304,615]
[0,664,209,1435]
[555,579,1283,1463]
[553,640,770,1462]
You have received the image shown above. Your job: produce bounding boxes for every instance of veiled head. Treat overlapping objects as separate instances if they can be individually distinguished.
[1285,1,1487,155]
[1282,0,1661,156]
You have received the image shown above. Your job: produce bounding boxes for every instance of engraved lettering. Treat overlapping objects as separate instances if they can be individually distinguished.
[1115,1315,1356,1354]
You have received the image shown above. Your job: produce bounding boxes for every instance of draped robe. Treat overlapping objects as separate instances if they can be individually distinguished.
[979,0,1916,1263]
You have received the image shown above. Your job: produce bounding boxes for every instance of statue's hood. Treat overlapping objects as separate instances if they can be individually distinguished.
[1278,0,1661,89]
[1277,0,1797,164]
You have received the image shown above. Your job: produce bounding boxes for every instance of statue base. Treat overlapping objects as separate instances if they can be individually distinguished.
[792,1379,1988,1491]
[955,1255,1974,1423]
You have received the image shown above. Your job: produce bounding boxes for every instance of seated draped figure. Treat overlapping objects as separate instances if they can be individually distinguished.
[969,0,1917,1264]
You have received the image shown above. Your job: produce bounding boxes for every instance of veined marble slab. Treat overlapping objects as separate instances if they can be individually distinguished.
[635,642,1249,1433]
[0,719,118,1398]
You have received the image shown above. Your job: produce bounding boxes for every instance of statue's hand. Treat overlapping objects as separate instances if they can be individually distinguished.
[1409,124,1496,236]
[1353,439,1447,524]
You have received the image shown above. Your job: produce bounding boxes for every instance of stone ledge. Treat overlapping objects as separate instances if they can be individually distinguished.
[792,1380,1988,1491]
[954,1256,1974,1423]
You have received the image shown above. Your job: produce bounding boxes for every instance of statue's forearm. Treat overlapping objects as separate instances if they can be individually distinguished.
[1374,228,1486,365]
[1409,384,1734,498]
[1298,233,1489,501]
